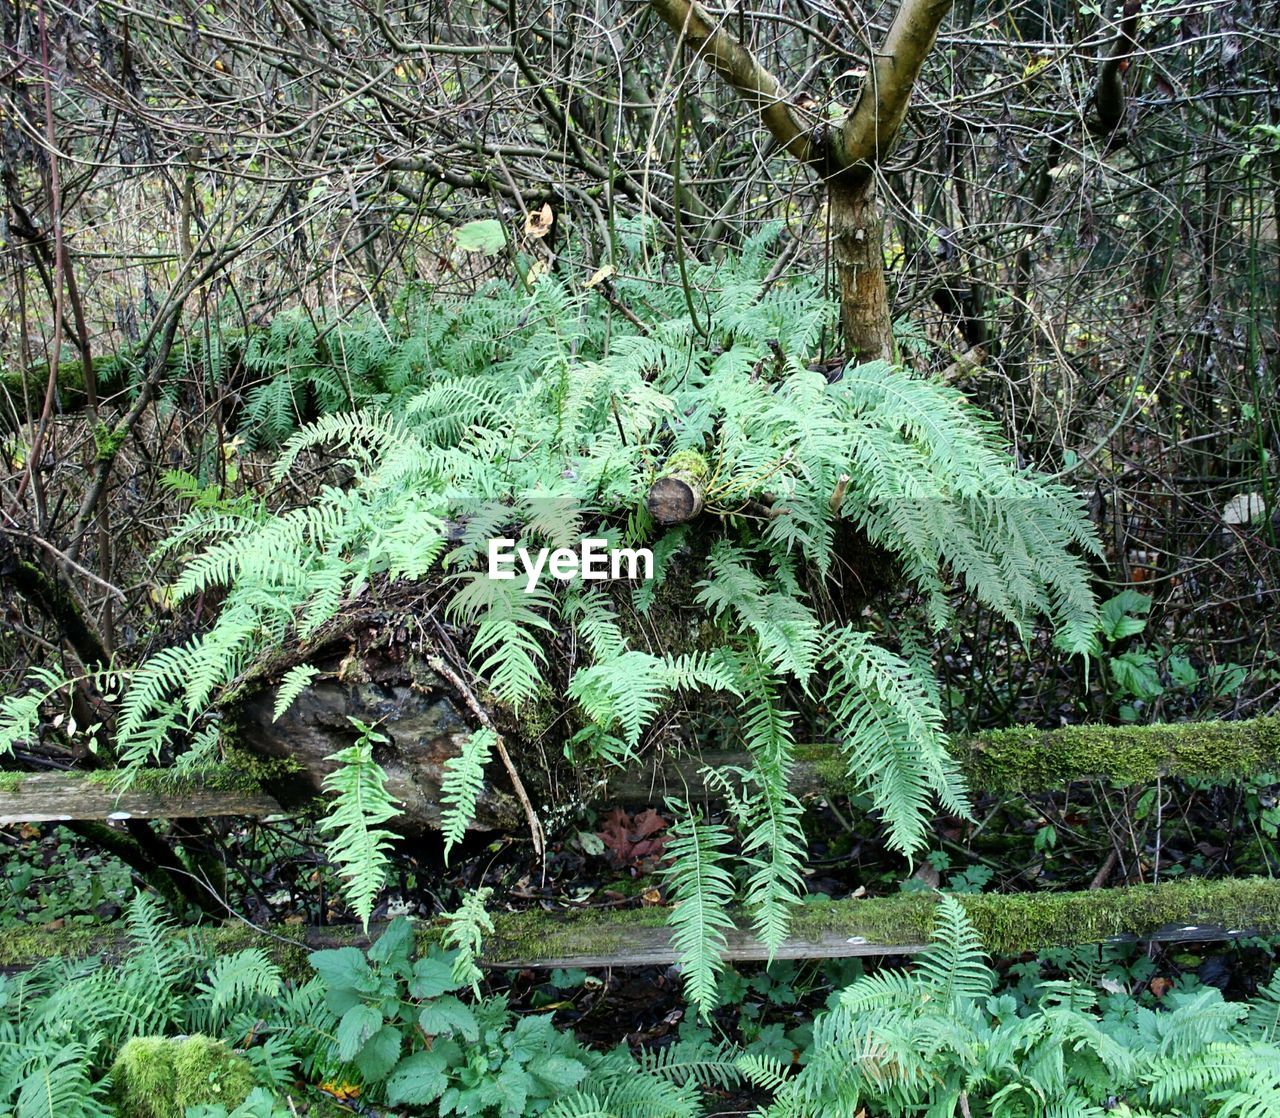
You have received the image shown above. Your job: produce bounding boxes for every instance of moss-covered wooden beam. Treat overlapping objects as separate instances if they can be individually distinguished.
[0,356,131,414]
[0,330,252,419]
[952,716,1280,793]
[0,769,283,825]
[3,876,1278,973]
[602,717,1280,805]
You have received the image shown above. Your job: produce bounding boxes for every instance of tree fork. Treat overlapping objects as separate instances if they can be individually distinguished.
[650,0,955,360]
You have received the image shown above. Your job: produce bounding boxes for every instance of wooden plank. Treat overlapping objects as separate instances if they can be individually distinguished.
[4,876,1278,971]
[0,771,284,825]
[476,876,1280,968]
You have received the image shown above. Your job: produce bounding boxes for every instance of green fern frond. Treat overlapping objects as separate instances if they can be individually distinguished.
[661,803,737,1019]
[317,720,401,929]
[273,663,320,721]
[439,729,495,862]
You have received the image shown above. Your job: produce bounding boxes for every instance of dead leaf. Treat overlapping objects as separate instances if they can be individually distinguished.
[597,807,670,873]
[585,265,615,289]
[641,888,663,906]
[525,203,553,239]
[1149,976,1173,998]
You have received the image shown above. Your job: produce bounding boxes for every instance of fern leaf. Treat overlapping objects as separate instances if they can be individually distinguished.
[317,720,401,929]
[439,729,494,862]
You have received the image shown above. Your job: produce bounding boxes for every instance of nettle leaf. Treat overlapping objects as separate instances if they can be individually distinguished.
[367,915,415,967]
[385,1048,454,1105]
[309,946,370,1012]
[354,1023,403,1081]
[410,952,458,999]
[419,995,479,1041]
[336,1002,384,1061]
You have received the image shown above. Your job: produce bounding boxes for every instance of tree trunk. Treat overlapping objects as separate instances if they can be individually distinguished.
[830,183,895,363]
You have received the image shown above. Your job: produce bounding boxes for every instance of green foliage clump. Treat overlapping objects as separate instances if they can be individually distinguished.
[308,914,738,1118]
[0,228,1102,1016]
[746,895,1280,1117]
[110,1035,255,1118]
[0,893,322,1117]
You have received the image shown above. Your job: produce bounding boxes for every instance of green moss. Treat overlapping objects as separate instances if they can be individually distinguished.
[0,921,105,967]
[802,717,1280,798]
[220,745,302,784]
[110,1035,255,1118]
[481,904,671,963]
[479,877,1280,963]
[83,764,262,795]
[958,716,1280,794]
[93,421,128,461]
[0,772,23,792]
[661,449,710,482]
[783,877,1280,956]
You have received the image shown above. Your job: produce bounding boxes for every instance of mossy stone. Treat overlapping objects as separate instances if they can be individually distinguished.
[110,1035,255,1118]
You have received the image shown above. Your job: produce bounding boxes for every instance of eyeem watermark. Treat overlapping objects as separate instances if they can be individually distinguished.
[487,538,653,591]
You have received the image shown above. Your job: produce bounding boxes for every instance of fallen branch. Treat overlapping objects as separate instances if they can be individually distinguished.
[4,875,1278,972]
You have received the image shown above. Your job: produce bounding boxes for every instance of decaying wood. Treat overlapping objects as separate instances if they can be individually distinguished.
[0,771,283,825]
[4,875,1277,972]
[236,666,526,835]
[646,473,704,525]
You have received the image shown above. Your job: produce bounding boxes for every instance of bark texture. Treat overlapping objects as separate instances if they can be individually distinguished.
[830,187,894,363]
[236,665,524,835]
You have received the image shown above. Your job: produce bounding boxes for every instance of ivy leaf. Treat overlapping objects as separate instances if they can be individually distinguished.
[1099,590,1151,642]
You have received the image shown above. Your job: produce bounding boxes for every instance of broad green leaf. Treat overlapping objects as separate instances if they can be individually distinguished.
[455,218,505,253]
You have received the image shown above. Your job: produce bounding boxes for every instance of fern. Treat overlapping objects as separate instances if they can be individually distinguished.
[441,886,495,994]
[316,719,401,929]
[439,729,494,862]
[0,237,1109,1025]
[661,804,737,1019]
[272,663,320,721]
[195,950,283,1031]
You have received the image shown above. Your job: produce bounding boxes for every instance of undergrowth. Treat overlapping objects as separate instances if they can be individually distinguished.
[7,891,1280,1116]
[0,225,1101,1014]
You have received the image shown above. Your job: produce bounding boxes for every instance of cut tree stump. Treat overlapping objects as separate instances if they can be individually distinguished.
[0,771,284,825]
[2,875,1277,972]
[646,473,703,525]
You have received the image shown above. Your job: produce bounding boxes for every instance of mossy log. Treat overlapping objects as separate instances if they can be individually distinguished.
[603,716,1280,806]
[0,770,283,825]
[6,717,1276,833]
[0,331,253,420]
[3,876,1278,973]
[0,355,131,415]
